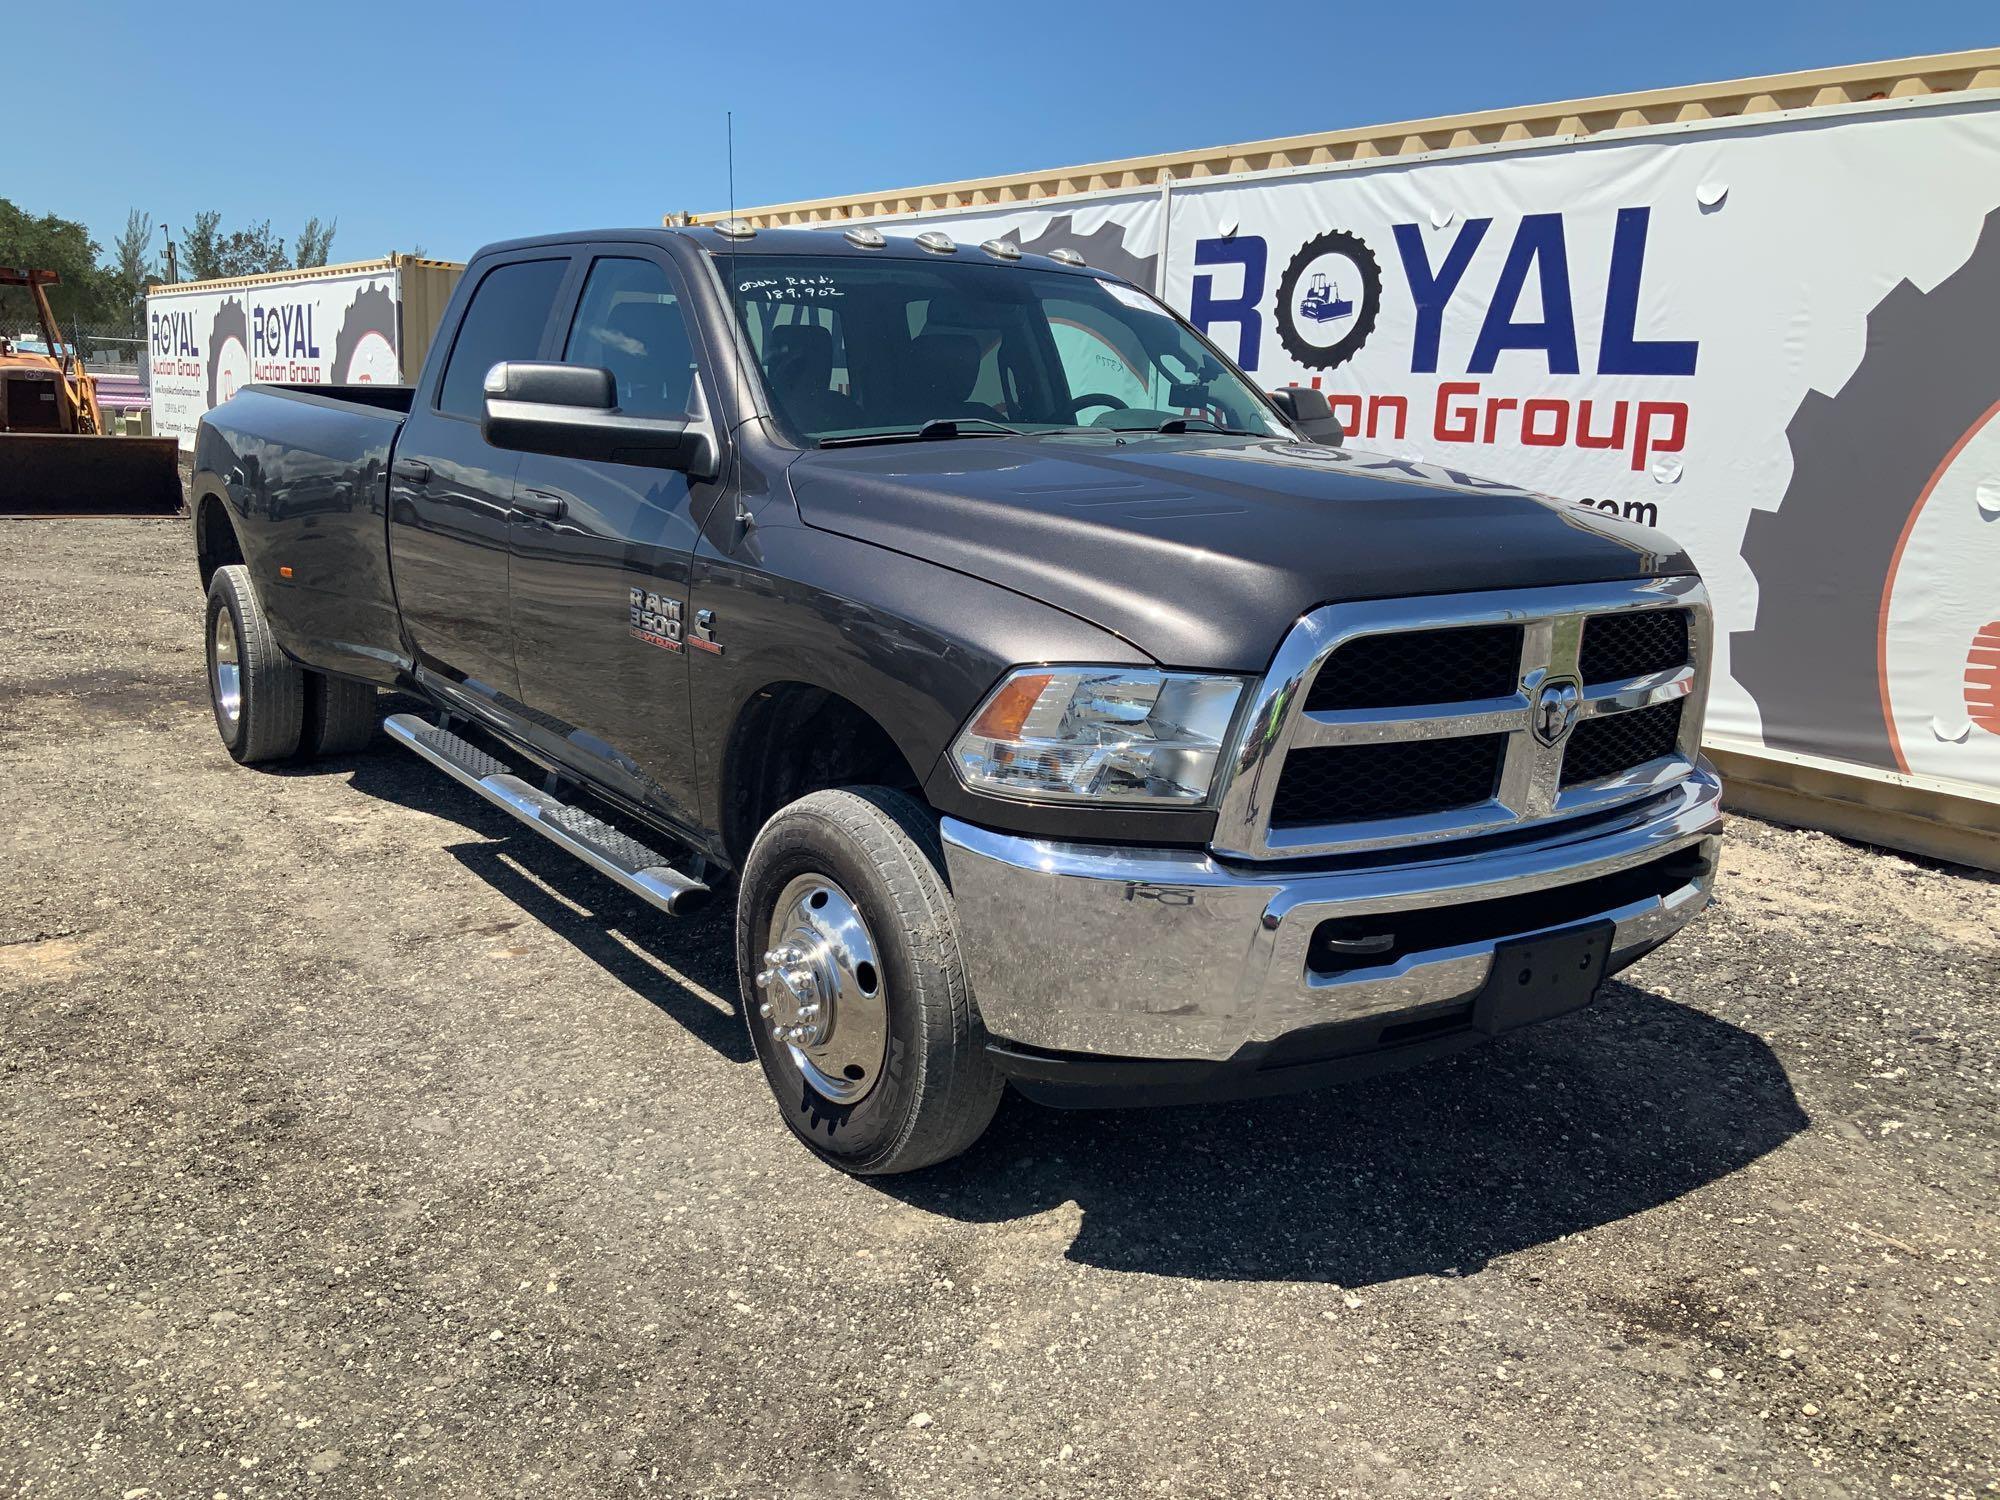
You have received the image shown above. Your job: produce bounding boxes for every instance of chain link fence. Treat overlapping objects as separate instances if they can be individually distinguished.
[69,323,149,381]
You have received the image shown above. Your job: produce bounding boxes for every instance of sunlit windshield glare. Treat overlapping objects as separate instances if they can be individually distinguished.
[726,254,1287,444]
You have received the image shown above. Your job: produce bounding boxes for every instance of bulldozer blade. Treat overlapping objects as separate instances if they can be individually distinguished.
[0,435,184,516]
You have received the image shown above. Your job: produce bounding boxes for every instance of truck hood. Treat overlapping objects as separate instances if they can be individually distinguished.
[785,434,1692,671]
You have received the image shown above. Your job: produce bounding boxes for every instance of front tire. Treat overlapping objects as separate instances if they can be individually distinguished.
[206,564,303,764]
[736,787,1003,1175]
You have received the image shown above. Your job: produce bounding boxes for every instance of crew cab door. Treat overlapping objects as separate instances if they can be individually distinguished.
[388,253,572,702]
[505,250,720,833]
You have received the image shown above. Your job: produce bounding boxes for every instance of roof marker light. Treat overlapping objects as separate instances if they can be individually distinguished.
[915,230,957,255]
[980,238,1022,261]
[1047,247,1086,268]
[713,219,757,240]
[844,226,887,248]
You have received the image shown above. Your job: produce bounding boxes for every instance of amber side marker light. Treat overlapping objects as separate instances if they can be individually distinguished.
[968,672,1054,739]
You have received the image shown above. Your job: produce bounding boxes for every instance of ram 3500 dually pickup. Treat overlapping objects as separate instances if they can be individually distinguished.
[191,224,1720,1174]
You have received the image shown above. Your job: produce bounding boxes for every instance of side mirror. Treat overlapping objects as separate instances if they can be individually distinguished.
[481,361,715,477]
[1267,385,1344,447]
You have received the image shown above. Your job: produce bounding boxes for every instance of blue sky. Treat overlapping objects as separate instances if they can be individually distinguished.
[20,0,1995,266]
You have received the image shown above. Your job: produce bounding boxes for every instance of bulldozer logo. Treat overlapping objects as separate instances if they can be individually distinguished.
[1299,273,1354,324]
[1735,204,2000,787]
[1274,229,1382,371]
[206,298,250,412]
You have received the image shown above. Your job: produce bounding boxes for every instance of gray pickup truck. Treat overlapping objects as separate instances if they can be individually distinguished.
[190,224,1721,1174]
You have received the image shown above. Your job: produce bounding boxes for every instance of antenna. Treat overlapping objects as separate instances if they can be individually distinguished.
[723,111,755,533]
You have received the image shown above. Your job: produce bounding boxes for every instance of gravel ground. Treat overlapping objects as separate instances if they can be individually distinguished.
[2,518,1995,1499]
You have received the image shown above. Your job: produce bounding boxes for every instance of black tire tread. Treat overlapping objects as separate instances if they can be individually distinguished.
[741,786,1002,1174]
[836,786,1004,1173]
[209,564,303,764]
[301,672,378,759]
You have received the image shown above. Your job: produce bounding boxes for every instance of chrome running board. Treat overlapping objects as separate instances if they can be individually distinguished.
[384,712,711,916]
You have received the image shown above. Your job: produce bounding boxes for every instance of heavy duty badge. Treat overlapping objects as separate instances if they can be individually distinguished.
[629,588,683,652]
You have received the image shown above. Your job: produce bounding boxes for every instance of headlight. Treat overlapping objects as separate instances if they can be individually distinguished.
[952,667,1246,805]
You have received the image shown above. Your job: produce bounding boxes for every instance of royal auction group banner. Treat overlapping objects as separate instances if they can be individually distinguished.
[862,94,2000,800]
[146,266,404,451]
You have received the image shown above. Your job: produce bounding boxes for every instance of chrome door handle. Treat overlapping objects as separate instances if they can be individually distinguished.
[513,489,567,520]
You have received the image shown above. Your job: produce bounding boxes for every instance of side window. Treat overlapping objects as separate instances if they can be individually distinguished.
[563,257,699,418]
[437,257,568,418]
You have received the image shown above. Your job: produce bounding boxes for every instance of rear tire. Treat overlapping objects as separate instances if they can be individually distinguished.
[205,564,303,765]
[300,672,378,758]
[736,787,1003,1175]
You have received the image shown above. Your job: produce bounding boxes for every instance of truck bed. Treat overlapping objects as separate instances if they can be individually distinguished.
[195,383,412,686]
[243,382,416,417]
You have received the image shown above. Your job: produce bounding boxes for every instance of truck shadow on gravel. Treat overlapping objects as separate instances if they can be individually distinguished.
[331,745,752,1064]
[885,990,1808,1286]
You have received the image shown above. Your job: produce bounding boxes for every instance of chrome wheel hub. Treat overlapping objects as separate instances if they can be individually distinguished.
[755,873,887,1104]
[212,608,242,727]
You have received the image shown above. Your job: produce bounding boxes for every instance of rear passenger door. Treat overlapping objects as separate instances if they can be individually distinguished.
[507,250,718,834]
[389,254,571,702]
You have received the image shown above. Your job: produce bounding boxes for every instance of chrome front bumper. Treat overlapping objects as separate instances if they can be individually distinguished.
[940,764,1723,1064]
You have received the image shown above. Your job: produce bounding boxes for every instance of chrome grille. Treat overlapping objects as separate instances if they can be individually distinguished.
[1271,736,1507,826]
[1304,624,1523,711]
[1578,608,1691,684]
[1561,699,1685,787]
[1212,578,1711,859]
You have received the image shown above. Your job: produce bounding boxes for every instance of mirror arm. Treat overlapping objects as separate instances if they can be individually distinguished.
[680,424,719,483]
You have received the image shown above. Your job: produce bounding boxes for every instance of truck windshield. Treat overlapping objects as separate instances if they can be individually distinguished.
[724,254,1289,445]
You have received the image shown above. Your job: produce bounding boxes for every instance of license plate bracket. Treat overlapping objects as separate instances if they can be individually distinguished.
[1473,921,1614,1035]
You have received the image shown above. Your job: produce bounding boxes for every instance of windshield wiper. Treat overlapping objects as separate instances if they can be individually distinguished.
[918,417,1021,437]
[818,416,1023,449]
[1153,416,1259,436]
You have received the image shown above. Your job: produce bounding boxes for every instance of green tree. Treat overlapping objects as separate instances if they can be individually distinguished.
[217,219,289,275]
[178,210,224,281]
[0,198,110,333]
[179,212,296,280]
[108,209,156,337]
[294,216,337,268]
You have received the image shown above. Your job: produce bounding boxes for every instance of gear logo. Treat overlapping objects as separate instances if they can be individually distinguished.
[334,282,399,383]
[1735,206,2000,784]
[1016,214,1158,289]
[1274,229,1382,371]
[206,297,250,410]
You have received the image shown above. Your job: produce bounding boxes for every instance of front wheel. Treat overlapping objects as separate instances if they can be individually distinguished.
[736,787,1003,1175]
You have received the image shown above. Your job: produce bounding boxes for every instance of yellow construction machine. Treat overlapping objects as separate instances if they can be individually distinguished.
[1,267,182,514]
